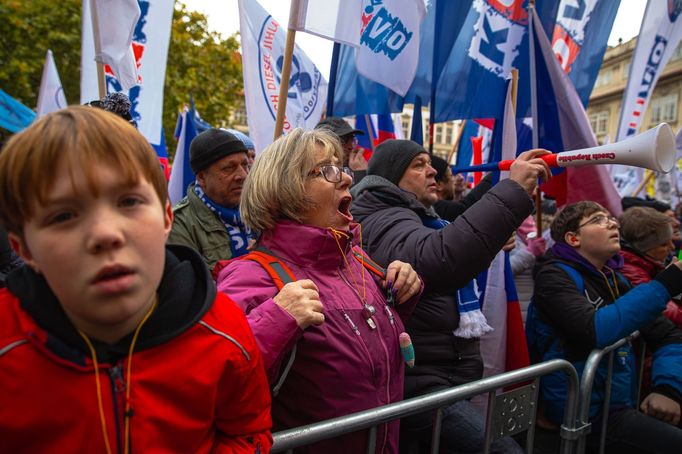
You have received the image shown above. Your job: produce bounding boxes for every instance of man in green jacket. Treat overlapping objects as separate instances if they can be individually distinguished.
[169,128,254,272]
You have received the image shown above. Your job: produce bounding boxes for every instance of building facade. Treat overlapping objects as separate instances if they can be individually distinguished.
[587,38,682,144]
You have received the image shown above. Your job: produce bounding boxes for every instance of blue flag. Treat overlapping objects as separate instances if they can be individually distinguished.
[550,0,620,106]
[410,96,423,145]
[0,89,36,133]
[189,94,213,133]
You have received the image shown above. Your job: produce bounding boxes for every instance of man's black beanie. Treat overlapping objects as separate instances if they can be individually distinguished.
[367,139,427,186]
[189,128,247,174]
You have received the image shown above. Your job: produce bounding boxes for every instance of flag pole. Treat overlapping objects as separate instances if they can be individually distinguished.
[89,0,106,99]
[528,0,542,237]
[273,4,300,141]
[428,0,444,154]
[447,120,467,164]
[326,43,341,117]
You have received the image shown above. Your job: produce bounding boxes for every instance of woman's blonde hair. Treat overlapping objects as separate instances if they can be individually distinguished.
[240,127,343,232]
[0,106,168,235]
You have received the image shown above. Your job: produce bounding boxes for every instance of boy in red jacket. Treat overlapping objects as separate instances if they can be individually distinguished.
[0,106,272,453]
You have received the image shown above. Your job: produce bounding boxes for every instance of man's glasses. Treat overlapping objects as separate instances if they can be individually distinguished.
[309,165,354,183]
[577,214,619,229]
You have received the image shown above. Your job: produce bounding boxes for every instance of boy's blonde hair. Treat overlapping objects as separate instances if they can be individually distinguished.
[240,127,343,232]
[0,106,168,234]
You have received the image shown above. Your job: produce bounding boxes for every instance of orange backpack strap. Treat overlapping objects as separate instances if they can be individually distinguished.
[240,249,297,290]
[351,247,387,280]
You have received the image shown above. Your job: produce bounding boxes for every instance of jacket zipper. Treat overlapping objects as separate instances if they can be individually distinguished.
[108,362,126,454]
[337,269,392,453]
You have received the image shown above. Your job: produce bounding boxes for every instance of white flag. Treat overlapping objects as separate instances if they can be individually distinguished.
[290,0,362,47]
[36,50,68,117]
[355,0,426,96]
[611,0,682,196]
[82,0,174,150]
[616,0,682,142]
[238,0,328,153]
[91,0,141,90]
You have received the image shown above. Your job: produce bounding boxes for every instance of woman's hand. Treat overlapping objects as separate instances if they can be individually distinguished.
[383,261,421,304]
[273,279,324,329]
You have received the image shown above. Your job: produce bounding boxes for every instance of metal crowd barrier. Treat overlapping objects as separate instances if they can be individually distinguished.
[575,331,644,454]
[271,359,580,454]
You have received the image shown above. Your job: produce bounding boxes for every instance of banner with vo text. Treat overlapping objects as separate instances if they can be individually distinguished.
[239,0,328,153]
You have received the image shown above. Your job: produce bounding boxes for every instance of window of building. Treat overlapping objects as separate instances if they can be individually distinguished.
[445,124,453,144]
[589,110,609,134]
[595,69,612,87]
[401,115,410,137]
[435,124,443,144]
[650,93,679,123]
[621,62,630,80]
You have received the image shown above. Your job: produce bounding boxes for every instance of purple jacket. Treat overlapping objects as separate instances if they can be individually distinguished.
[217,221,419,453]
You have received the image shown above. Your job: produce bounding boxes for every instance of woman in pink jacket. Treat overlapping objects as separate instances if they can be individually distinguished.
[216,128,422,453]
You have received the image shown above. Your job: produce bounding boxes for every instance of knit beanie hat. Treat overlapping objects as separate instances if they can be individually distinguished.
[189,128,247,174]
[430,155,450,183]
[367,139,427,186]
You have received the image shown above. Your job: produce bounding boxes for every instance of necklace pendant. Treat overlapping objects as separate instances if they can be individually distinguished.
[366,317,377,330]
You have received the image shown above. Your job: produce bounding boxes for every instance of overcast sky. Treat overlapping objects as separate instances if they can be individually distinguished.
[183,0,649,80]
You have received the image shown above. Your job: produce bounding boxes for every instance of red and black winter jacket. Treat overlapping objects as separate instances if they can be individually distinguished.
[0,245,272,453]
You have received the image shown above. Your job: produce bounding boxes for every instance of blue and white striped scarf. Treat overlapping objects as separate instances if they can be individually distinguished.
[193,183,254,258]
[421,214,493,339]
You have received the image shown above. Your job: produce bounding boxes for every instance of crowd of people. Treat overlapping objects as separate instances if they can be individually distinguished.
[1,106,681,454]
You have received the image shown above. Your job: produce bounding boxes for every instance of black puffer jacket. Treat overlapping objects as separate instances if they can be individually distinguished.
[351,175,533,396]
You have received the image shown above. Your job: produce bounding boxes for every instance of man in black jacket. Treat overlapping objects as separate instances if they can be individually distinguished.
[350,139,550,453]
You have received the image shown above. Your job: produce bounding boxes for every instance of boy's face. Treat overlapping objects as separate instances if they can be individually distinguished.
[566,210,621,262]
[10,160,172,343]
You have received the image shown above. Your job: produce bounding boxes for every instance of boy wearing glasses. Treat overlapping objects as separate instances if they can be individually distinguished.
[529,201,682,452]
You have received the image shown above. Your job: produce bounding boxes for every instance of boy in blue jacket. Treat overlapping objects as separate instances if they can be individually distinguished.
[529,201,682,453]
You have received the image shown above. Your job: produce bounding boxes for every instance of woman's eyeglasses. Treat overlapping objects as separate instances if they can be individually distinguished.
[577,214,619,229]
[309,165,354,183]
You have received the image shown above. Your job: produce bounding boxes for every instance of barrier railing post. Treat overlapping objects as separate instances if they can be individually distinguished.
[430,407,443,454]
[575,332,639,454]
[365,426,377,454]
[597,351,616,454]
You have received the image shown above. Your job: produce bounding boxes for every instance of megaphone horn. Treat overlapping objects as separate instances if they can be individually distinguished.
[541,122,676,173]
[451,123,676,174]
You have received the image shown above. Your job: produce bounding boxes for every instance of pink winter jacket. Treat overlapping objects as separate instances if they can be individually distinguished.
[217,221,420,453]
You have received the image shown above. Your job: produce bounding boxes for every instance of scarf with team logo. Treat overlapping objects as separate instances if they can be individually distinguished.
[421,214,493,338]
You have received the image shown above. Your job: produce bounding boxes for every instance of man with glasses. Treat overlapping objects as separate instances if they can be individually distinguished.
[169,128,255,272]
[315,117,368,185]
[529,201,682,453]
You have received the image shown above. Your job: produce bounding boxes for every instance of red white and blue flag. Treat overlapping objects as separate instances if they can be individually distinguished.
[81,0,174,162]
[479,79,530,377]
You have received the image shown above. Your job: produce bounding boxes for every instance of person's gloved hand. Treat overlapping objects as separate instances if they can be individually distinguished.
[527,236,546,257]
